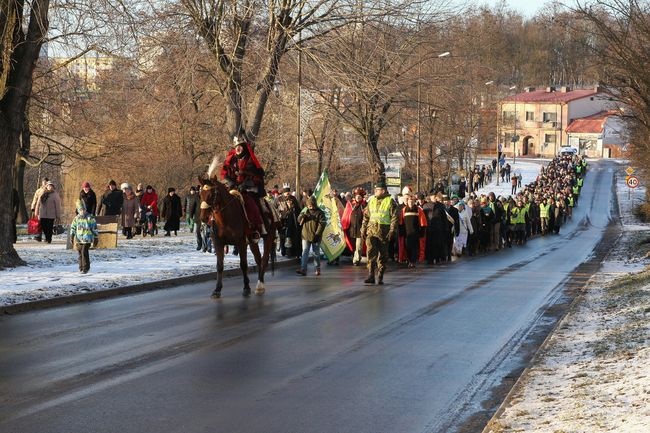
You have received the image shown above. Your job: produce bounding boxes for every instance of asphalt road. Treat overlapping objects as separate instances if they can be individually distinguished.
[0,160,618,433]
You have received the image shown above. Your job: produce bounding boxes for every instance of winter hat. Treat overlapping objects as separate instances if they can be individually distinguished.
[168,187,176,193]
[82,181,91,188]
[120,182,130,190]
[75,199,86,213]
[190,186,197,192]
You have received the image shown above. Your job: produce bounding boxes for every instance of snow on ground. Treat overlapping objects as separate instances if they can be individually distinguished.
[485,163,650,433]
[474,158,543,199]
[0,231,287,307]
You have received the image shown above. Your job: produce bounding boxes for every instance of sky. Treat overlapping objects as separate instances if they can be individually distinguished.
[478,0,568,17]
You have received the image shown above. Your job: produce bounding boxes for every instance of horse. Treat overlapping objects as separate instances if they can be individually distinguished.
[198,167,276,299]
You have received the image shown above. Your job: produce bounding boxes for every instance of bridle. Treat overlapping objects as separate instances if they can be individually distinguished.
[200,182,238,214]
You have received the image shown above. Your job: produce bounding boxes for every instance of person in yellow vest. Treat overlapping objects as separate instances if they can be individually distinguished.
[361,180,398,285]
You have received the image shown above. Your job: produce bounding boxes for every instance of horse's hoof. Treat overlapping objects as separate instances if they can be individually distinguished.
[243,288,251,298]
[211,290,221,299]
[255,281,265,295]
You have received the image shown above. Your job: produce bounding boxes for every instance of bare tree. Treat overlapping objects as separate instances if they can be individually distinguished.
[178,0,361,145]
[0,0,50,268]
[307,3,455,184]
[574,0,650,211]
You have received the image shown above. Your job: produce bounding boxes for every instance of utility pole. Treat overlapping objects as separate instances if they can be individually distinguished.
[295,38,302,196]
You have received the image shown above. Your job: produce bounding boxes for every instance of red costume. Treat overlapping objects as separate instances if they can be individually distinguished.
[220,141,265,227]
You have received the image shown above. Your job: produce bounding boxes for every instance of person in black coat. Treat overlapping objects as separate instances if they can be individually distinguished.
[97,180,123,216]
[423,191,450,264]
[275,187,302,258]
[186,186,203,249]
[161,187,183,236]
[79,181,97,215]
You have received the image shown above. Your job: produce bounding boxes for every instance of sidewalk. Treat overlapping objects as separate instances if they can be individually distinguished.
[1,229,294,312]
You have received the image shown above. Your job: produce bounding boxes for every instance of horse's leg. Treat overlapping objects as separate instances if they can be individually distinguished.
[240,240,251,297]
[212,241,225,298]
[248,236,265,295]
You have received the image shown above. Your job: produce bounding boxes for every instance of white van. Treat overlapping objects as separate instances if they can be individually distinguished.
[559,146,578,156]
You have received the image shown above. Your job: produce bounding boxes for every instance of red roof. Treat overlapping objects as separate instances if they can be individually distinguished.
[566,110,616,134]
[503,88,599,103]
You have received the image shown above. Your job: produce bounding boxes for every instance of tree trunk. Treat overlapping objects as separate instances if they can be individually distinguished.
[0,0,50,268]
[14,152,28,223]
[366,132,386,183]
[0,120,25,268]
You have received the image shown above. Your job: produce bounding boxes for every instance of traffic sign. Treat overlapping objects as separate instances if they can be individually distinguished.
[625,166,635,176]
[626,175,639,188]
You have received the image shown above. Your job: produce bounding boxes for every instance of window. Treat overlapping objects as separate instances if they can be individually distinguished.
[542,112,557,123]
[502,111,516,123]
[545,134,557,143]
[526,111,535,121]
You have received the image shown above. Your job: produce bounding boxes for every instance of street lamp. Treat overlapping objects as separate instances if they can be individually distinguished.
[485,81,498,185]
[296,39,302,196]
[509,85,518,164]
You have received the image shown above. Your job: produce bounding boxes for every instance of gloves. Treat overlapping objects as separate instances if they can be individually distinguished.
[313,234,321,243]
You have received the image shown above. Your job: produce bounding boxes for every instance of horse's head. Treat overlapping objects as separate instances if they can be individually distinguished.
[198,175,221,224]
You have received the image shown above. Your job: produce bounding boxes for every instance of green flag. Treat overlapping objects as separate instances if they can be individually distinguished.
[313,171,345,261]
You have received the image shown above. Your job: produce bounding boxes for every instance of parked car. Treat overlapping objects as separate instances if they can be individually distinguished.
[559,146,578,156]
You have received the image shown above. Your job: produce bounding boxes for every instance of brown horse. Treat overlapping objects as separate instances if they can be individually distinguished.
[198,170,276,299]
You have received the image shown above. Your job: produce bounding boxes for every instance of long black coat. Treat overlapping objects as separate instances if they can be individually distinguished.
[79,189,98,215]
[423,201,450,263]
[161,193,183,231]
[98,188,123,216]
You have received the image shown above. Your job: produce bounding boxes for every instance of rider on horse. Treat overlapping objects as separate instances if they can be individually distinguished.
[220,130,267,241]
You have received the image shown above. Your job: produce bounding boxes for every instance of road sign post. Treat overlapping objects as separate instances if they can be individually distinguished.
[626,174,639,200]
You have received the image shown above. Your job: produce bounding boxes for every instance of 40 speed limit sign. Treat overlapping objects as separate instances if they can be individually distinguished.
[626,175,639,188]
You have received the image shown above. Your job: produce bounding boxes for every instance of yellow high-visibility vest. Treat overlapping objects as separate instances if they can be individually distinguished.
[368,196,393,225]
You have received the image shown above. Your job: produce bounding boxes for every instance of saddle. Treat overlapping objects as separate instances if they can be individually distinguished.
[229,189,278,230]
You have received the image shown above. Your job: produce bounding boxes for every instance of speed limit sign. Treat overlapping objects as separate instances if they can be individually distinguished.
[626,175,639,188]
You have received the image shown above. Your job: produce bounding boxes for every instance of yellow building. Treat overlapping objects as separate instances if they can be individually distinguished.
[498,86,615,158]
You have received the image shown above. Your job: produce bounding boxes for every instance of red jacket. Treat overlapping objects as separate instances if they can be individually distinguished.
[140,190,159,217]
[221,143,265,194]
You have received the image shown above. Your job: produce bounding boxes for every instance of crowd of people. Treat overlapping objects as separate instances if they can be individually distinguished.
[18,141,587,281]
[271,153,588,284]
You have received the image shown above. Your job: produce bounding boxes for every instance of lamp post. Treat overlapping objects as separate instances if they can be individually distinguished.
[509,85,518,165]
[295,40,302,196]
[485,81,499,186]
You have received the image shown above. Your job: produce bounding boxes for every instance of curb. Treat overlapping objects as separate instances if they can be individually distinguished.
[2,257,299,315]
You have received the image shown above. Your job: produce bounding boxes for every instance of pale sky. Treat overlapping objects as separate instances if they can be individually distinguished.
[479,0,569,17]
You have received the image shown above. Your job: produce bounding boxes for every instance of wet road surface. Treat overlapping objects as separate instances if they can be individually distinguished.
[0,160,618,433]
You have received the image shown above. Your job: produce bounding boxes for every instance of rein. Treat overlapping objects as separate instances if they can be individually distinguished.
[201,183,238,215]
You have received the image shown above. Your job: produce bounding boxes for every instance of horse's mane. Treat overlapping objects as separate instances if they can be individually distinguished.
[207,156,220,180]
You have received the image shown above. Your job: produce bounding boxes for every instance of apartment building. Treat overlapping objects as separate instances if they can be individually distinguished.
[498,86,615,158]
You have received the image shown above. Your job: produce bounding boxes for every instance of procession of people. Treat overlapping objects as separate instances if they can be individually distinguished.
[20,127,587,284]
